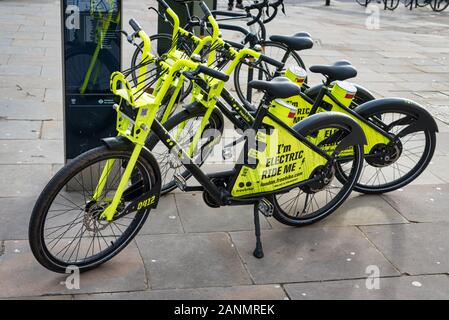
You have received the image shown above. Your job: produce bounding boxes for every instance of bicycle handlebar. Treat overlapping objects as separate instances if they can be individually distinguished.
[259,54,284,69]
[263,0,285,24]
[245,0,268,26]
[198,65,230,82]
[199,1,212,18]
[129,19,142,32]
[157,0,170,11]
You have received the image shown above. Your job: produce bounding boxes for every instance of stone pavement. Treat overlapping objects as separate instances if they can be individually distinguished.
[1,0,449,299]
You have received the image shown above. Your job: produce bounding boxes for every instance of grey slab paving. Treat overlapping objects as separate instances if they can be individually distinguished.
[427,156,449,184]
[139,194,184,235]
[268,193,407,229]
[0,139,63,164]
[284,275,449,300]
[382,184,449,223]
[435,120,449,133]
[0,164,52,197]
[40,120,62,140]
[0,87,45,102]
[0,99,62,120]
[75,284,288,300]
[0,197,36,240]
[230,227,399,284]
[175,192,270,233]
[435,132,449,156]
[136,233,252,289]
[0,240,147,299]
[360,222,449,275]
[0,120,41,139]
[0,64,42,76]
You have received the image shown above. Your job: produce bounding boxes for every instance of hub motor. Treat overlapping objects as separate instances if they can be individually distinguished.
[301,165,335,194]
[365,141,402,167]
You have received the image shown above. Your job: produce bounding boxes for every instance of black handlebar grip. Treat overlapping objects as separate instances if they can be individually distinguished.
[199,1,212,17]
[259,54,284,69]
[198,65,229,82]
[158,0,169,11]
[224,40,245,50]
[129,19,142,32]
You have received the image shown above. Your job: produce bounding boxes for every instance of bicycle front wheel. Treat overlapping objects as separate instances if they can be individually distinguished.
[29,146,158,273]
[145,107,224,195]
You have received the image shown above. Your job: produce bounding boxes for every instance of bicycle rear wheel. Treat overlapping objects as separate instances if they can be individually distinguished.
[272,122,364,227]
[29,146,158,273]
[233,40,306,105]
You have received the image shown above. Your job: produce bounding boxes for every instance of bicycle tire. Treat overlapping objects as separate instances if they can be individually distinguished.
[29,146,158,273]
[234,40,306,105]
[145,107,224,195]
[271,120,364,227]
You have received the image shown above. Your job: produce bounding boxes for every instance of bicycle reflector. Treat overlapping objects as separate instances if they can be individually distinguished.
[330,81,357,107]
[285,66,307,87]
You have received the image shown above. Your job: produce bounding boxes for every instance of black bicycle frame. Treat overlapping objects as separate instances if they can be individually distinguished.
[150,92,333,205]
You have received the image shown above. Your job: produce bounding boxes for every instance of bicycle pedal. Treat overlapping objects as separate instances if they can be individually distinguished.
[222,147,232,160]
[258,198,274,217]
[173,174,187,191]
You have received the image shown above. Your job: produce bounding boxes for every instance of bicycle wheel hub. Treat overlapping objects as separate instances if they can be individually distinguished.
[366,141,402,167]
[301,165,335,194]
[84,201,111,232]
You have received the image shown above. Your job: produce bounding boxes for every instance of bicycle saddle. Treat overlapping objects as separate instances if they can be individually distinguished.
[309,61,357,81]
[269,34,314,51]
[249,77,301,98]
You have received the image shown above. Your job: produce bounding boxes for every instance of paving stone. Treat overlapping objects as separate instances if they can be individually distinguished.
[360,223,449,275]
[0,240,147,298]
[139,194,184,235]
[284,275,449,300]
[427,156,449,183]
[0,64,42,76]
[175,193,270,233]
[230,228,399,284]
[0,100,62,120]
[12,39,59,48]
[0,139,63,164]
[0,87,45,102]
[435,132,449,156]
[382,184,449,223]
[75,284,288,300]
[0,164,52,197]
[269,193,406,229]
[43,88,62,103]
[408,169,446,186]
[0,197,36,240]
[41,120,62,140]
[136,233,252,289]
[0,120,41,139]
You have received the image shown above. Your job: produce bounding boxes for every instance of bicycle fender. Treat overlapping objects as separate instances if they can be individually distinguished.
[353,98,439,135]
[294,112,367,151]
[101,136,162,209]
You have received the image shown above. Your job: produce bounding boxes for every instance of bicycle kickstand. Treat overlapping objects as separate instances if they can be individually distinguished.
[253,202,264,259]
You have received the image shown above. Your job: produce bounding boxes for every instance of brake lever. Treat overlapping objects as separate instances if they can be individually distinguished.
[148,6,166,21]
[118,30,135,44]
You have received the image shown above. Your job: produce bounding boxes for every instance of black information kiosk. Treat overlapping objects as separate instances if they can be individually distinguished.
[62,0,122,161]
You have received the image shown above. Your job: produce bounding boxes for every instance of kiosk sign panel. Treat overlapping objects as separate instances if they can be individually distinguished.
[62,0,121,160]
